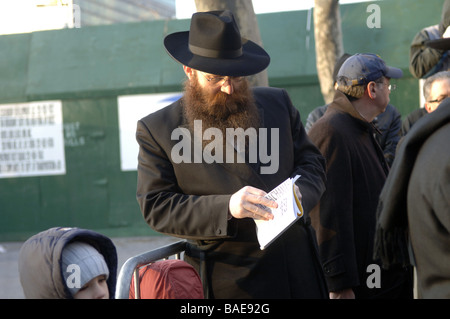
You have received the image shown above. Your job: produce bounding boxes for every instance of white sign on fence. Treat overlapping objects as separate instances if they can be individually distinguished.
[0,100,66,178]
[117,92,182,171]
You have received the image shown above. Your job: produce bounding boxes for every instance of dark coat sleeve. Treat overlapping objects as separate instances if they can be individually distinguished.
[135,104,233,241]
[286,95,327,214]
[252,87,326,215]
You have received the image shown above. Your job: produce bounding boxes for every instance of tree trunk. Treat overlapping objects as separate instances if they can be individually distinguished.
[314,0,344,104]
[194,0,269,87]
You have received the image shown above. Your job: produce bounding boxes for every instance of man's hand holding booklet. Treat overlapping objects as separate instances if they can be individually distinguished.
[254,175,304,250]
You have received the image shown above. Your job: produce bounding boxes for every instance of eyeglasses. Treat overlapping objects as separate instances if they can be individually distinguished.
[427,95,449,104]
[376,82,396,91]
[199,72,244,86]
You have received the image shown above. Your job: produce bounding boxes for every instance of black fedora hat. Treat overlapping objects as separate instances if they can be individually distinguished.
[164,10,270,77]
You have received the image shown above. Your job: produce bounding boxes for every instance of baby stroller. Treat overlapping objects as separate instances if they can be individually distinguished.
[115,240,204,299]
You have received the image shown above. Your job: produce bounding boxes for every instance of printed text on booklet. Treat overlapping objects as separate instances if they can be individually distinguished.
[254,175,303,250]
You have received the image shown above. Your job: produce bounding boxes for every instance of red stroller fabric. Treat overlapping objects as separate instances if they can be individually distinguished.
[129,259,204,299]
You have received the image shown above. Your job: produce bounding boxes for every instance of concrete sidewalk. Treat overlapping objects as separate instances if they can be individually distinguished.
[0,235,180,299]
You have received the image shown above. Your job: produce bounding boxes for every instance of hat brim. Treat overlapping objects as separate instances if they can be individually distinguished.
[164,31,270,77]
[425,38,450,50]
[385,66,403,79]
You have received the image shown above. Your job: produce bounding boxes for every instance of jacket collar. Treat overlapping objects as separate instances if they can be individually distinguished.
[329,90,380,134]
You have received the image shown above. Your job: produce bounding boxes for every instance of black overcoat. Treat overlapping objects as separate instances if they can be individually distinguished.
[308,90,412,298]
[136,87,328,298]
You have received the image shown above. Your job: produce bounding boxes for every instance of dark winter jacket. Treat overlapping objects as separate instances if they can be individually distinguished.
[374,99,450,275]
[308,91,413,299]
[306,103,401,167]
[136,87,328,299]
[371,104,402,167]
[308,90,389,295]
[401,107,428,136]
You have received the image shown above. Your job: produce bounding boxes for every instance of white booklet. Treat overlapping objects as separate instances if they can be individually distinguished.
[254,175,304,250]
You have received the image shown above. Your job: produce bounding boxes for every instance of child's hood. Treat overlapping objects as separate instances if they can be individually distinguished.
[18,227,117,299]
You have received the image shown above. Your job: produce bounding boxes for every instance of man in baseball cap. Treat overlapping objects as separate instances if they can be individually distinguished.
[308,54,413,299]
[333,53,402,117]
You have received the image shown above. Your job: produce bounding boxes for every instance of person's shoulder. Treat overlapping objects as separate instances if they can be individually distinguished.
[140,98,183,125]
[404,108,428,122]
[252,86,287,97]
[385,104,400,114]
[252,87,292,108]
[310,104,328,117]
[308,108,344,137]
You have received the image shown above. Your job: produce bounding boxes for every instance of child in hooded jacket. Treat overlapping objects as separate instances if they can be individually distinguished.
[18,227,117,299]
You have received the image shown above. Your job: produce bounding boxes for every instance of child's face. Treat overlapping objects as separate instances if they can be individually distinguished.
[74,275,109,299]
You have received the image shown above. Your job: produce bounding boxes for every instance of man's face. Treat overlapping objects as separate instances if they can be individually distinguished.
[196,71,244,96]
[426,78,450,113]
[373,77,392,113]
[182,69,260,134]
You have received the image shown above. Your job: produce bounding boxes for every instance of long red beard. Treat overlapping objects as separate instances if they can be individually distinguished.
[182,74,260,135]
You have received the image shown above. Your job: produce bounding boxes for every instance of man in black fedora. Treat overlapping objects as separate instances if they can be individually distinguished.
[135,10,328,298]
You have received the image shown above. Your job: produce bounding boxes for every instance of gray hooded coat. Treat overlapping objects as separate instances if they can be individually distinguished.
[18,227,117,299]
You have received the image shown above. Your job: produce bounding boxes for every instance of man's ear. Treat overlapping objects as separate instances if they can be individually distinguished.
[183,66,194,80]
[367,82,377,100]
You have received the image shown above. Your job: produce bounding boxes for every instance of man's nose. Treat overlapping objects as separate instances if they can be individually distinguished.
[220,79,234,95]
